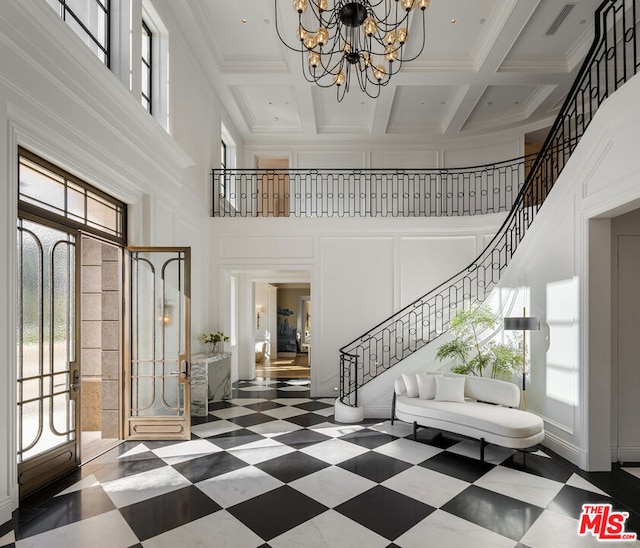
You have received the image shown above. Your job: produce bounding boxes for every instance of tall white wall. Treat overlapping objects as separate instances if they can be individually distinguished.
[210,215,507,399]
[241,136,523,169]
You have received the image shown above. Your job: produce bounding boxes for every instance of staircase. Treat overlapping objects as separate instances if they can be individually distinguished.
[339,0,640,408]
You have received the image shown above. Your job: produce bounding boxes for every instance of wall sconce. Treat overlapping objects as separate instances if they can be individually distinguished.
[256,305,264,329]
[162,301,174,327]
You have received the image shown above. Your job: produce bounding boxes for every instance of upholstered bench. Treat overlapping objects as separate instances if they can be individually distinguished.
[391,372,545,460]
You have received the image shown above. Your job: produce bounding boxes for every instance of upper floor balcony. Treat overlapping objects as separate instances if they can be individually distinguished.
[211,154,537,219]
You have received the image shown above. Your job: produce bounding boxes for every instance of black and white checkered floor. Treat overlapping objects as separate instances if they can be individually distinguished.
[2,378,640,547]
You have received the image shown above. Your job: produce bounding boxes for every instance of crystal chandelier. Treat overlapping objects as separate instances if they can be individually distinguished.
[275,0,430,101]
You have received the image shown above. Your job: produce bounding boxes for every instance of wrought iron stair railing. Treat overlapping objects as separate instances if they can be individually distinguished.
[339,0,640,407]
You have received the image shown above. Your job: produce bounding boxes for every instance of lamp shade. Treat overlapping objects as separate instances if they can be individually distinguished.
[504,316,540,331]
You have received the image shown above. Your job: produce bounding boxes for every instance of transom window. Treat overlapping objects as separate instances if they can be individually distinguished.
[46,0,110,66]
[18,149,126,244]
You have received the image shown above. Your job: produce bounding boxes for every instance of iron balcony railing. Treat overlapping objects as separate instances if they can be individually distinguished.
[339,0,640,407]
[212,156,538,219]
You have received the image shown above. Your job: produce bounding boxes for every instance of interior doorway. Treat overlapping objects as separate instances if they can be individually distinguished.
[611,209,640,463]
[254,282,310,380]
[256,157,289,217]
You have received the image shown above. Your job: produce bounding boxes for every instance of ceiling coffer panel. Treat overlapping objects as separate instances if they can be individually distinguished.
[387,85,459,133]
[232,85,302,133]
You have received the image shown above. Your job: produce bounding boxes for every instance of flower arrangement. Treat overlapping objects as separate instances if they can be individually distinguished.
[201,330,229,345]
[201,330,229,354]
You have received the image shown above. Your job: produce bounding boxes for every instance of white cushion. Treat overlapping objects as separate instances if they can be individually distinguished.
[416,373,438,400]
[435,376,465,403]
[401,373,419,398]
[394,377,407,396]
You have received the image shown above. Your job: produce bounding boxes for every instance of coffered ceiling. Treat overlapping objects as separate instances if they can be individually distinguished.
[168,0,601,144]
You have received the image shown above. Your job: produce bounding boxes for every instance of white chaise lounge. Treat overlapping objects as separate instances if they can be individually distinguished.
[392,372,545,461]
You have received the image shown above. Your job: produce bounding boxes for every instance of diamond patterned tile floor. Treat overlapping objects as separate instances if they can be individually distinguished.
[4,378,640,547]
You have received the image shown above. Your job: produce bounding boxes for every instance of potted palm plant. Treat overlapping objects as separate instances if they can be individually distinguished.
[436,304,522,379]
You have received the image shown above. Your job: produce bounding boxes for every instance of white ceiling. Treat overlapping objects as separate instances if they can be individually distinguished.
[170,0,601,144]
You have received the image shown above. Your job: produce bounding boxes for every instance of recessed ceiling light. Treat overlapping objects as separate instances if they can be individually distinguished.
[580,19,587,25]
[264,19,270,25]
[268,101,273,105]
[241,18,247,24]
[451,19,457,24]
[487,101,493,106]
[274,116,279,121]
[514,100,520,105]
[420,101,425,105]
[479,18,486,24]
[440,101,446,105]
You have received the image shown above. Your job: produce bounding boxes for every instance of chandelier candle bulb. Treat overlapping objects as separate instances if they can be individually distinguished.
[363,16,377,36]
[308,51,321,67]
[293,0,308,13]
[384,30,396,45]
[303,33,318,49]
[385,45,399,62]
[316,26,329,45]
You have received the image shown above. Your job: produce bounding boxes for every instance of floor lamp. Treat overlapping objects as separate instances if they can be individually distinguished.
[504,308,540,410]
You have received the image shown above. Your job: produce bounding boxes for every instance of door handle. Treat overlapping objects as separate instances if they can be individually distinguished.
[69,367,80,392]
[170,360,189,378]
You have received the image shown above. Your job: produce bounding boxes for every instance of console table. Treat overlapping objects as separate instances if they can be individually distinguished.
[190,352,231,417]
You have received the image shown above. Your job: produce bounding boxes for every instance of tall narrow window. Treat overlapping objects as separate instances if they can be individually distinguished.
[46,0,110,66]
[141,20,152,114]
[221,140,228,198]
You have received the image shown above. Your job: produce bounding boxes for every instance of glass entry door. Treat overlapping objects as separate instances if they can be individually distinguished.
[17,218,79,497]
[125,247,191,440]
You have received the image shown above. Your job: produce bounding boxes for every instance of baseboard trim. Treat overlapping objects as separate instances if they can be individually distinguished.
[0,497,13,534]
[363,405,391,420]
[542,430,585,469]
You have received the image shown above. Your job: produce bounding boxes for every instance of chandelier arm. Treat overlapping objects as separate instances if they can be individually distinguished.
[274,0,309,53]
[397,11,427,62]
[356,66,382,99]
[318,54,346,76]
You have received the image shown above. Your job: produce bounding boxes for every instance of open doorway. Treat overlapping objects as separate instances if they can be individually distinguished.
[79,235,122,462]
[255,282,310,380]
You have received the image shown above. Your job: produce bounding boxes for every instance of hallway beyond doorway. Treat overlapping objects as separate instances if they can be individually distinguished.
[255,354,310,379]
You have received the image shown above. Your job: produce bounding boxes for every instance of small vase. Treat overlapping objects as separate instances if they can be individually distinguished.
[208,343,217,356]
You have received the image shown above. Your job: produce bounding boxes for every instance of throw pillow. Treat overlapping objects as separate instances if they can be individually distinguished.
[401,373,419,398]
[435,376,466,403]
[416,373,438,399]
